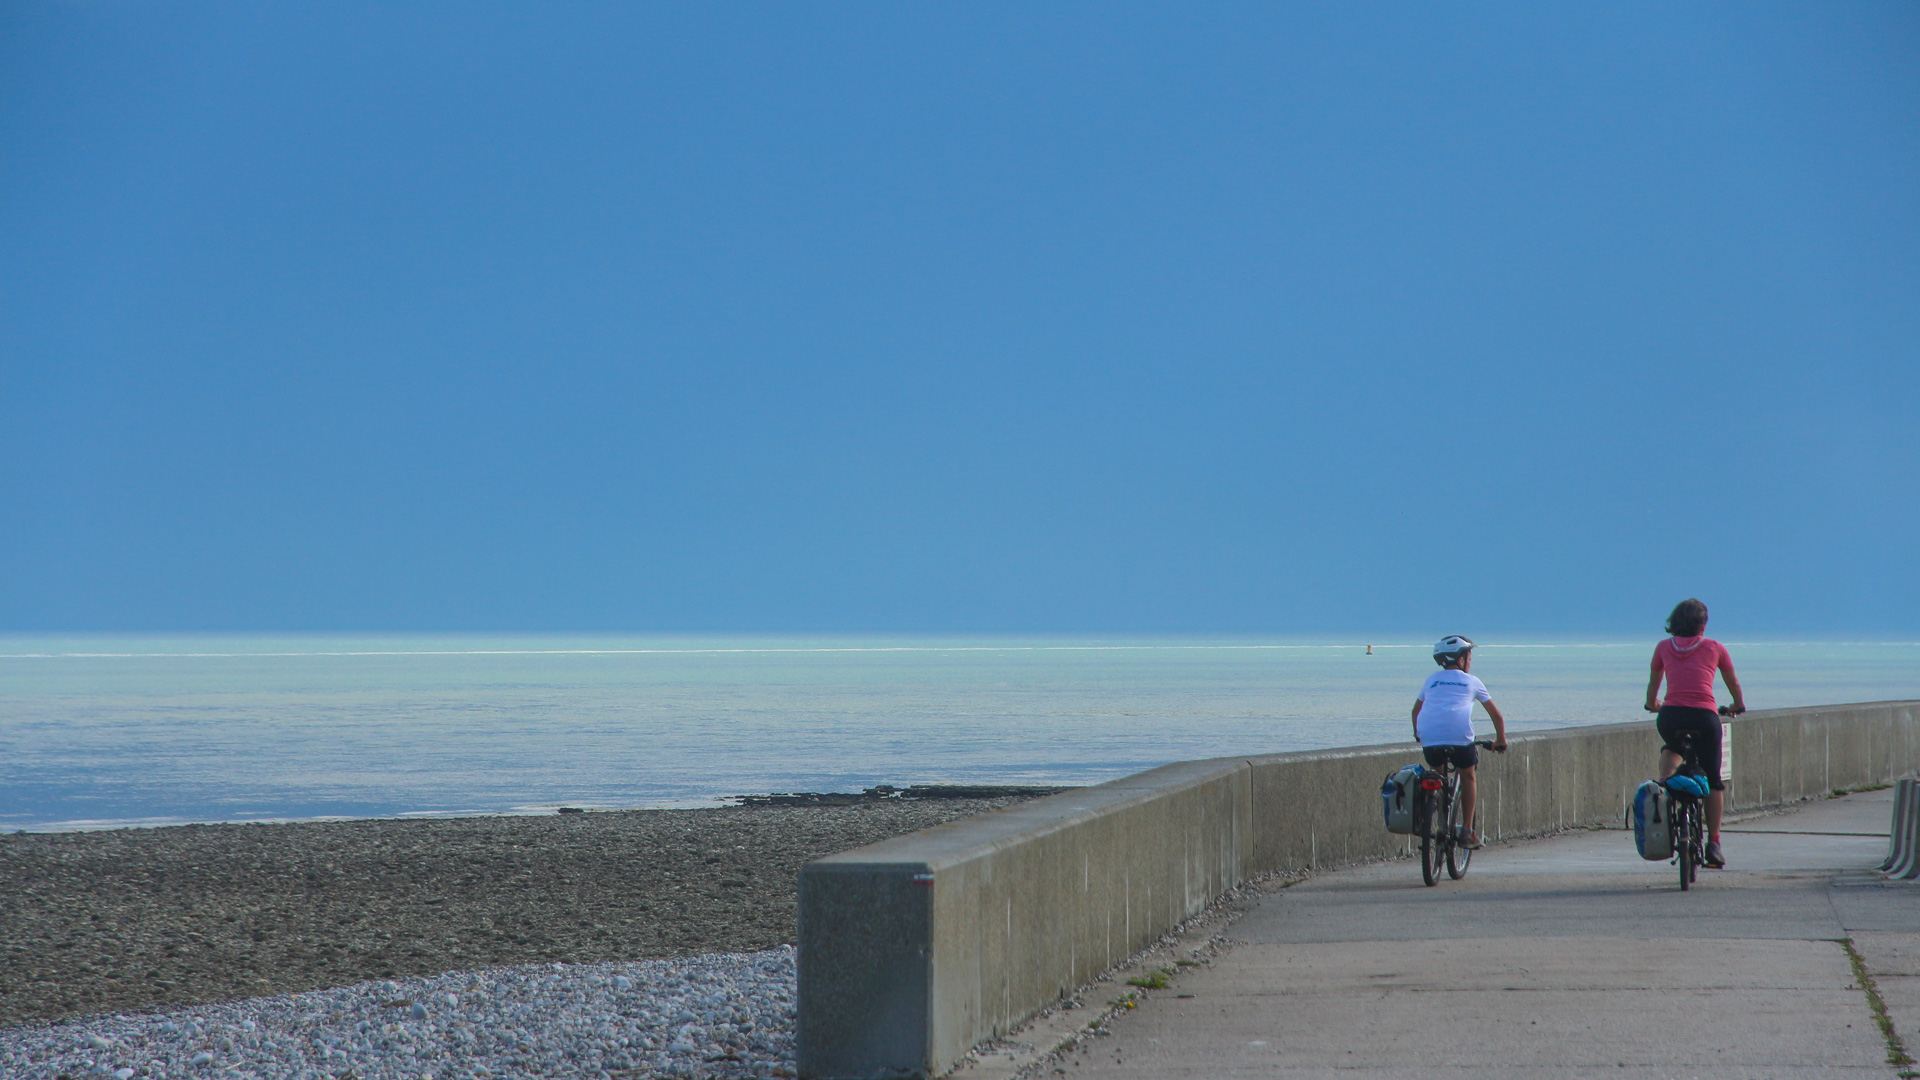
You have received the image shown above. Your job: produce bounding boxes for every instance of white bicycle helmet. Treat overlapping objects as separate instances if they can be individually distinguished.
[1432,635,1475,660]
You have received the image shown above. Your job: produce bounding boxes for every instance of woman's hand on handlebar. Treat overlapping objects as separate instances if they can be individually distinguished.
[1644,698,1661,714]
[1718,703,1746,717]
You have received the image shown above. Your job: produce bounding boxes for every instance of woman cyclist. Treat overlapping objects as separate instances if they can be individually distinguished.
[1644,598,1746,869]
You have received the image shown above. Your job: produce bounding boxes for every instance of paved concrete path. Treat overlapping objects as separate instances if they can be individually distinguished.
[1060,790,1920,1079]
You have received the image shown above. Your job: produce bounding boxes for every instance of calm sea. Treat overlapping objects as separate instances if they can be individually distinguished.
[2,635,1915,831]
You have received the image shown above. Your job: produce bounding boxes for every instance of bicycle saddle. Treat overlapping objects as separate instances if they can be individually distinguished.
[1664,773,1711,799]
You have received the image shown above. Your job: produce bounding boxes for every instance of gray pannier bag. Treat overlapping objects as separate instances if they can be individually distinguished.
[1629,779,1673,861]
[1382,764,1426,835]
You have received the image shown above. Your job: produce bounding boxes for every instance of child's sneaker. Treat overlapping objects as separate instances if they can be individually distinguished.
[1459,827,1484,849]
[1704,840,1726,868]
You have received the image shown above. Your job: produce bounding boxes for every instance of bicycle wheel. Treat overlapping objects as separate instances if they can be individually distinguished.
[1420,792,1441,887]
[1677,806,1694,891]
[1688,816,1701,884]
[1446,784,1471,879]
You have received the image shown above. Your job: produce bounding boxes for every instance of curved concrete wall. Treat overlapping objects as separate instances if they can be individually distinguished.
[797,760,1249,1079]
[797,701,1920,1079]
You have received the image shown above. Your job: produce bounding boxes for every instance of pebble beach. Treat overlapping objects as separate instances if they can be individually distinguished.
[0,799,1028,1077]
[3,951,799,1079]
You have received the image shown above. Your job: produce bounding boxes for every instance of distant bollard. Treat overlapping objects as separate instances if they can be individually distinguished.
[1880,779,1914,872]
[1885,778,1920,880]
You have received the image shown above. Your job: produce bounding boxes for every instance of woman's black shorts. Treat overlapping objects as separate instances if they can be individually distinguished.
[1656,705,1724,791]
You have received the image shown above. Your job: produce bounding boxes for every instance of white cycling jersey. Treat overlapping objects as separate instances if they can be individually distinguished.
[1416,669,1490,746]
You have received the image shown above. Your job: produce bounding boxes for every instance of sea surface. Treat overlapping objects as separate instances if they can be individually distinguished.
[2,635,1915,831]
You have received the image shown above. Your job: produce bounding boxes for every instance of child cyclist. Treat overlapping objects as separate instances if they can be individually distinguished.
[1412,636,1509,848]
[1644,598,1746,869]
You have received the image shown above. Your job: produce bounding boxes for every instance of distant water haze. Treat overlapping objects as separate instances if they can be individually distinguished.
[3,635,1915,832]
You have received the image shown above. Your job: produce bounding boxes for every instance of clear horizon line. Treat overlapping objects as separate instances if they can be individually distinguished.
[4,640,1917,660]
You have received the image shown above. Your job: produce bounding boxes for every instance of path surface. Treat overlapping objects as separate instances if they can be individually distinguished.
[1061,789,1920,1079]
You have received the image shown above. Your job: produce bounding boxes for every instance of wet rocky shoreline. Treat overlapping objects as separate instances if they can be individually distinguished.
[0,799,1029,1029]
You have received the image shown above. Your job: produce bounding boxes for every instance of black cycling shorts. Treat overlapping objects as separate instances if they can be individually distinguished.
[1422,743,1479,770]
[1656,705,1724,791]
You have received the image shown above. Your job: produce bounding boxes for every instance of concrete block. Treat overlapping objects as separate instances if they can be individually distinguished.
[798,758,1249,1079]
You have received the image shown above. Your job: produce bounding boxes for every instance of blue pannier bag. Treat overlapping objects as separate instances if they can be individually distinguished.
[1665,773,1711,800]
[1630,779,1673,861]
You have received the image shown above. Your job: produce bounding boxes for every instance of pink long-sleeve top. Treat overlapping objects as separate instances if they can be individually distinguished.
[1651,636,1734,710]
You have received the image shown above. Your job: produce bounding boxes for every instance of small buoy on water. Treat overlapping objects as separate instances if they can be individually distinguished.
[1366,644,1373,655]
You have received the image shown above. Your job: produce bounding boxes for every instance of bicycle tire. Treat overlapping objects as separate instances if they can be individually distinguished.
[1446,780,1471,879]
[1678,806,1694,891]
[1420,791,1441,887]
[1689,818,1701,884]
[1691,808,1703,884]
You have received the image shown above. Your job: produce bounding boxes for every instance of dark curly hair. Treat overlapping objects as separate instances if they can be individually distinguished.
[1666,598,1708,637]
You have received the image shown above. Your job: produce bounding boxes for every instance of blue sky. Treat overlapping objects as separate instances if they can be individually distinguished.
[3,3,1916,634]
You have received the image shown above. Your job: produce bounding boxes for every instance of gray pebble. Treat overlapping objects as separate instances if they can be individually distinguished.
[2,948,797,1079]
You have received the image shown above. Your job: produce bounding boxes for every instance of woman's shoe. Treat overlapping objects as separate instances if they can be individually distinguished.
[1704,840,1726,868]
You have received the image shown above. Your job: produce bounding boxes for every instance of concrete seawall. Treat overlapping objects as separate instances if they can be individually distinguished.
[796,700,1920,1079]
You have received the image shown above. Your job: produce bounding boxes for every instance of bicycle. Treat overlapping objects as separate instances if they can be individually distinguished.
[1418,739,1497,887]
[1643,701,1735,890]
[1666,729,1713,891]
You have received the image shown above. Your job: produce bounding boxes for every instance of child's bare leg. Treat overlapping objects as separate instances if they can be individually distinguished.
[1460,766,1477,832]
